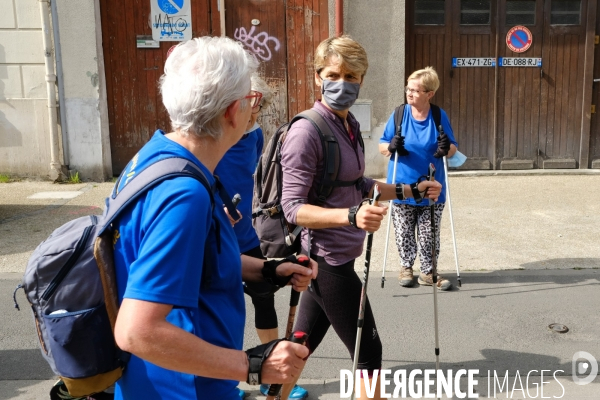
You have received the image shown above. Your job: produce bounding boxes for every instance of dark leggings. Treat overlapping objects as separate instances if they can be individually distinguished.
[293,255,382,371]
[243,246,278,330]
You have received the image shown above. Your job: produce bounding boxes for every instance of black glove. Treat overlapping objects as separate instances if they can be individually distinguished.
[388,135,409,156]
[245,338,286,385]
[433,132,450,158]
[262,255,305,289]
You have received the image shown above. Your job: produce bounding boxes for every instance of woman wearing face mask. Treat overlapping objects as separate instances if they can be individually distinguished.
[278,36,442,400]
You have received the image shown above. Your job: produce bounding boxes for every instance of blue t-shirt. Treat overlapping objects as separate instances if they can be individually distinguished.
[379,105,458,206]
[112,131,245,400]
[215,123,263,253]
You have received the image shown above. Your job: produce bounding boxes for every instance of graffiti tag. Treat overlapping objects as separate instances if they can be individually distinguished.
[234,26,281,61]
[153,13,189,39]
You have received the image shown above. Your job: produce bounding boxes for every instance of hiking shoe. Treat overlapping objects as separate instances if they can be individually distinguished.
[289,385,308,399]
[398,267,415,287]
[418,272,452,291]
[260,384,308,399]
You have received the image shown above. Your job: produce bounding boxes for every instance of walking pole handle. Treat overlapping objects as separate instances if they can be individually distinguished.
[372,184,381,208]
[266,332,309,398]
[428,163,436,184]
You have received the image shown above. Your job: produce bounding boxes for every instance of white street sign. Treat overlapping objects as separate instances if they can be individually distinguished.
[151,0,192,42]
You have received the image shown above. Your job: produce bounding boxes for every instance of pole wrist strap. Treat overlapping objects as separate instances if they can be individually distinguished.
[395,183,406,201]
[246,339,285,385]
[410,182,424,204]
[262,256,298,288]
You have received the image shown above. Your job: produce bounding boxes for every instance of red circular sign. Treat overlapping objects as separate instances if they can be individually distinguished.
[506,26,533,53]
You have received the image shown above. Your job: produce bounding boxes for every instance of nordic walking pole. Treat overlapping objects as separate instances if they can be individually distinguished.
[381,127,402,288]
[351,184,381,400]
[427,163,441,397]
[442,155,462,287]
[265,255,310,400]
[283,255,310,339]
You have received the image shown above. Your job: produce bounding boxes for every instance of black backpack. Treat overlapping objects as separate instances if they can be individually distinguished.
[13,157,232,397]
[394,103,443,136]
[252,110,364,258]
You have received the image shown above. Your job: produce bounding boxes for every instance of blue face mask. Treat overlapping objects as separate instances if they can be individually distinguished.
[320,78,361,111]
[447,150,467,168]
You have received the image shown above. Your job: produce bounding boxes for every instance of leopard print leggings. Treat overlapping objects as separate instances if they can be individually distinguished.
[391,203,445,274]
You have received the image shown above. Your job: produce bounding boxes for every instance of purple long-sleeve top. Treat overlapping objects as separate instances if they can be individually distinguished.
[281,101,375,266]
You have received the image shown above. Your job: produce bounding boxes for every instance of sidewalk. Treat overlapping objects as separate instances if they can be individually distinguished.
[1,172,599,399]
[3,172,600,275]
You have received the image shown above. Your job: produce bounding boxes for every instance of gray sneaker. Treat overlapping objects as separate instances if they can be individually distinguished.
[418,272,452,291]
[398,268,414,287]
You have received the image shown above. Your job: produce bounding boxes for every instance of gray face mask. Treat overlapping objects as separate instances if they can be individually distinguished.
[320,78,361,111]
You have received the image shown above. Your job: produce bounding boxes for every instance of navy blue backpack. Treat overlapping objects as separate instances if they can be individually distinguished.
[13,157,220,397]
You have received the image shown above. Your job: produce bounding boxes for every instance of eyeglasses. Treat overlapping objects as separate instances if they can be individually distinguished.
[244,91,263,109]
[405,86,429,95]
[252,104,263,114]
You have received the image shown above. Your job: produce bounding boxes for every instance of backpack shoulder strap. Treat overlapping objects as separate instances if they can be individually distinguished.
[290,110,342,204]
[430,103,443,134]
[394,104,406,137]
[104,156,221,291]
[356,126,365,155]
[102,157,213,234]
[291,110,366,203]
[295,109,338,175]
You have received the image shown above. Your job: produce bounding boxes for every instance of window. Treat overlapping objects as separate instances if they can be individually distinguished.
[506,1,536,25]
[551,0,581,25]
[415,0,445,25]
[461,0,491,25]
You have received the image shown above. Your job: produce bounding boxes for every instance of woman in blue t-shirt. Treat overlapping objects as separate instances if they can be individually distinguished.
[111,37,317,400]
[379,67,458,291]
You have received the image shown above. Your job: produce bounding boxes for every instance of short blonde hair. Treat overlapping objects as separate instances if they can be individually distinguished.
[314,35,369,77]
[251,74,273,109]
[407,66,439,93]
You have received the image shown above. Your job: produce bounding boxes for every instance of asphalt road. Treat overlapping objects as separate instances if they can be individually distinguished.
[1,173,600,399]
[2,269,599,399]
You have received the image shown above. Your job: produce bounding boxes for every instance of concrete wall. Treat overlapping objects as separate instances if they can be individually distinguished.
[327,1,406,179]
[0,0,53,177]
[55,0,111,181]
[0,0,111,181]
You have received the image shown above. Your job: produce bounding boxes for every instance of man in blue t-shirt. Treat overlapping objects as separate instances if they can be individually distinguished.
[111,37,316,400]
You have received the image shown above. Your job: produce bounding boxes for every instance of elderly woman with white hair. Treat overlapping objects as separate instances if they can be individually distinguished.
[111,36,316,400]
